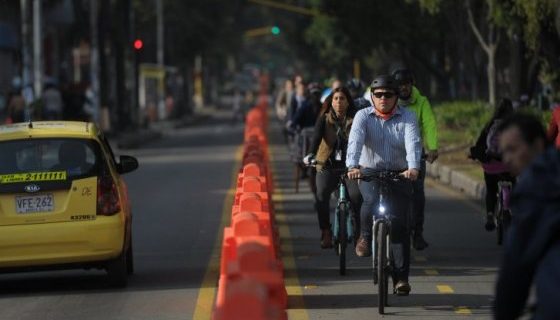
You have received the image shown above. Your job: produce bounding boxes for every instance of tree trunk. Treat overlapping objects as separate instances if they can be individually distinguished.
[466,0,499,105]
[487,47,496,106]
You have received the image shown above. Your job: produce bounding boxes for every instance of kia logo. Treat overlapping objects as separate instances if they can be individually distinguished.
[24,184,41,193]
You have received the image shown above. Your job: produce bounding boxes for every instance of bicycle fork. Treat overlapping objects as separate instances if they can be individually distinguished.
[372,195,390,275]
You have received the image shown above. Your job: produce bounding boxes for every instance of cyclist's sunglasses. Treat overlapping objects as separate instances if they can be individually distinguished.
[372,92,396,99]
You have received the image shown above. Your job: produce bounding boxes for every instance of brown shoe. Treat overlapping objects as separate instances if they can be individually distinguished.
[394,281,411,296]
[355,237,371,257]
[320,229,333,249]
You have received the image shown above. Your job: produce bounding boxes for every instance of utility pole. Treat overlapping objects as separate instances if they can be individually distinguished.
[156,0,164,67]
[156,0,165,119]
[90,0,100,123]
[20,0,32,97]
[32,0,42,99]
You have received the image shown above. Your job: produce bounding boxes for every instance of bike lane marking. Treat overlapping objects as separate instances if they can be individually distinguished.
[437,285,455,294]
[424,269,440,276]
[270,145,310,320]
[455,306,473,315]
[193,146,243,320]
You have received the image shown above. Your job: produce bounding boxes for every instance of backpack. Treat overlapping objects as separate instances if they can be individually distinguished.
[485,120,502,160]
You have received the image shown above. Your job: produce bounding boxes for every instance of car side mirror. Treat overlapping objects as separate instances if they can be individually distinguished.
[117,155,139,174]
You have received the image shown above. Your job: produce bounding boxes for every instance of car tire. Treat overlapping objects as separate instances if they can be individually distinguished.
[106,251,128,288]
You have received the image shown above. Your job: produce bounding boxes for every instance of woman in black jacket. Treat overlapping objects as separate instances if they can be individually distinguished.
[303,87,362,248]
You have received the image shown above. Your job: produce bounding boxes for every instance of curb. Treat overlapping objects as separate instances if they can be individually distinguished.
[426,162,486,201]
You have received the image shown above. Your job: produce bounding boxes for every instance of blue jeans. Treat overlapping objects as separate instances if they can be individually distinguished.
[358,169,413,282]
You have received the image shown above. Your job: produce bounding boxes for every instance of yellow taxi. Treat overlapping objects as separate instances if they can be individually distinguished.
[0,121,138,287]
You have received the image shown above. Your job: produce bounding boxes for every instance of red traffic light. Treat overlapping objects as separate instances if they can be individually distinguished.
[134,39,143,50]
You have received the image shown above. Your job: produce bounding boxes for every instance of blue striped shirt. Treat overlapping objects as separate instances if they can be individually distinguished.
[346,106,422,170]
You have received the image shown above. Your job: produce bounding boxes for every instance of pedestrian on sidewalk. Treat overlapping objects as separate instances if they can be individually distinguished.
[42,83,64,120]
[393,69,438,251]
[469,98,516,232]
[303,86,362,249]
[6,89,26,123]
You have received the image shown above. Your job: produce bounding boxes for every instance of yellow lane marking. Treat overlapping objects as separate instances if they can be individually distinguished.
[455,306,472,315]
[192,146,243,320]
[424,269,439,276]
[426,178,484,214]
[270,145,310,320]
[437,285,455,294]
[414,255,427,262]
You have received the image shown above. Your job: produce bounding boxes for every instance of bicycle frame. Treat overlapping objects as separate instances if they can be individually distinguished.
[498,181,512,211]
[333,172,357,244]
[496,180,513,245]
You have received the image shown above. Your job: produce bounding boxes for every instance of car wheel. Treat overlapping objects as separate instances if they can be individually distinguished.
[126,242,134,275]
[106,251,128,288]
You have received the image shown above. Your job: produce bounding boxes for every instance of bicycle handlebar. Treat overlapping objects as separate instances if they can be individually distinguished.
[358,170,406,182]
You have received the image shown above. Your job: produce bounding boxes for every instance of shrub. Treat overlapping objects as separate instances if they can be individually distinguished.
[433,101,492,145]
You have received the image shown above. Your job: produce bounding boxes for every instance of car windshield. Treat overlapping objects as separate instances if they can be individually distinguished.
[0,138,102,179]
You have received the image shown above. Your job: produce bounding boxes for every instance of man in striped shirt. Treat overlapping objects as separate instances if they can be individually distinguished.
[347,75,422,296]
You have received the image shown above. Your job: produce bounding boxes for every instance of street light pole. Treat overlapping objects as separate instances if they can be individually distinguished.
[32,0,42,99]
[156,0,164,67]
[90,0,100,123]
[20,0,32,94]
[155,0,165,119]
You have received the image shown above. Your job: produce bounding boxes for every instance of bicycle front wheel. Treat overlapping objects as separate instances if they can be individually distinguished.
[338,203,347,276]
[377,221,389,314]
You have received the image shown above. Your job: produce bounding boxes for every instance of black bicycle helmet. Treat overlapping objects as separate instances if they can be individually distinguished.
[392,69,415,85]
[370,75,399,93]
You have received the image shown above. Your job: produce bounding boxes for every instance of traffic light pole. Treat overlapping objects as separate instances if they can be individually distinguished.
[90,0,100,123]
[20,0,32,101]
[32,0,42,101]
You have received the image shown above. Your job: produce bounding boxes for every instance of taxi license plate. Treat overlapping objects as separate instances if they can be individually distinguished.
[15,194,55,214]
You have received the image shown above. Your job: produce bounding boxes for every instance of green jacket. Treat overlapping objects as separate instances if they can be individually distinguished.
[400,86,438,151]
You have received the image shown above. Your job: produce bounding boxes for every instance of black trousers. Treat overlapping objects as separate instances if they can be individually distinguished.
[484,172,515,214]
[411,160,426,234]
[315,167,362,230]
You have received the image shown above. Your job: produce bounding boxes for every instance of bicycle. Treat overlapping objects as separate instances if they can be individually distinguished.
[309,160,358,276]
[495,180,513,245]
[360,170,406,315]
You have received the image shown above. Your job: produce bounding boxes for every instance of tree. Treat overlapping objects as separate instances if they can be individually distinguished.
[466,0,500,105]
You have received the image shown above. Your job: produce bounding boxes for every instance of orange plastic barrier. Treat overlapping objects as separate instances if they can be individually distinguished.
[212,94,287,319]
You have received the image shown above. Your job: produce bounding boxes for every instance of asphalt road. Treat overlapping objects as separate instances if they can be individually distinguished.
[0,112,503,320]
[0,113,244,320]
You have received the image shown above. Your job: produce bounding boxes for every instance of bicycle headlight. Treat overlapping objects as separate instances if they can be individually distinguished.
[378,205,386,214]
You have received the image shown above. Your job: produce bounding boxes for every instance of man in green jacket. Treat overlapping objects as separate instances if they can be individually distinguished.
[393,69,438,251]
